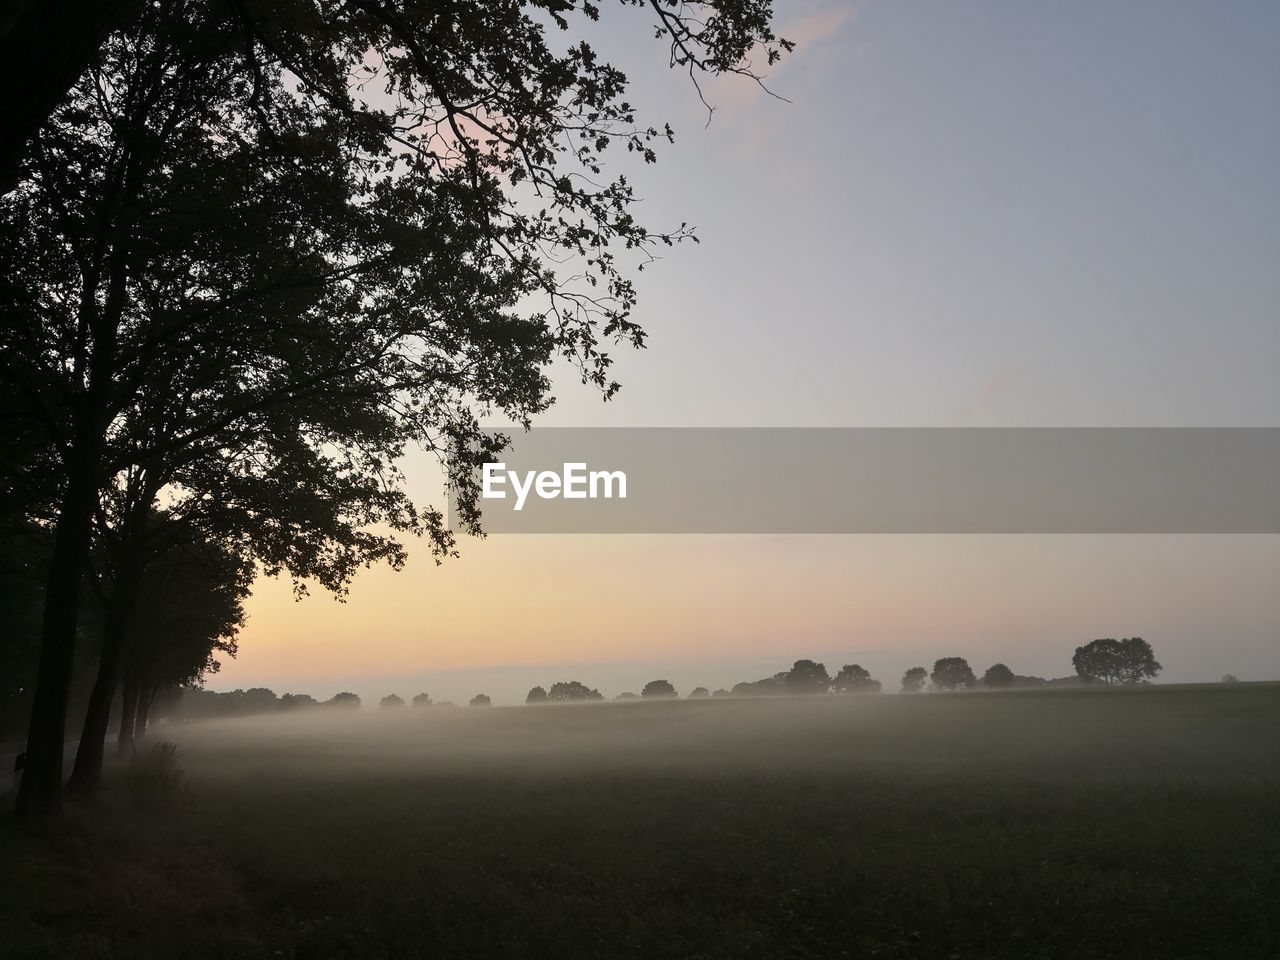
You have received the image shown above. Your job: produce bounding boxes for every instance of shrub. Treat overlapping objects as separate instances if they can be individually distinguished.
[126,740,185,812]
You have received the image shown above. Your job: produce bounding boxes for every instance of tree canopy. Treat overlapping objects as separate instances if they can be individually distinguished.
[1072,638,1162,685]
[3,0,790,816]
[832,664,881,694]
[930,658,976,692]
[641,679,677,699]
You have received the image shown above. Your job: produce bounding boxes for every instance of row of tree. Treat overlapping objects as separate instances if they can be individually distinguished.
[520,641,1163,704]
[140,638,1164,721]
[0,1,790,816]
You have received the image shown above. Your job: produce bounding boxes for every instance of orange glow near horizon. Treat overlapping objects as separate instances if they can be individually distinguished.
[215,533,1280,692]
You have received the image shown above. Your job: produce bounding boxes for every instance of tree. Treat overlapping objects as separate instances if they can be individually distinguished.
[109,531,251,757]
[614,692,640,701]
[412,693,433,708]
[469,694,491,707]
[280,694,317,711]
[687,687,710,699]
[379,694,405,710]
[982,663,1016,689]
[831,664,881,694]
[547,681,603,702]
[0,0,792,193]
[3,0,790,817]
[642,679,677,699]
[930,658,976,691]
[525,686,548,705]
[327,692,361,710]
[785,660,831,696]
[712,689,732,698]
[1072,638,1162,685]
[733,672,788,697]
[900,667,928,694]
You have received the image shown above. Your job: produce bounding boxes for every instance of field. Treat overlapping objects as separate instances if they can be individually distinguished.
[3,684,1279,959]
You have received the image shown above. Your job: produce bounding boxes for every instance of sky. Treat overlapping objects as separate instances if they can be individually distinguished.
[212,1,1280,704]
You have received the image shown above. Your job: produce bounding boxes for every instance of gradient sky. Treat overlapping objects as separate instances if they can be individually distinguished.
[213,1,1280,704]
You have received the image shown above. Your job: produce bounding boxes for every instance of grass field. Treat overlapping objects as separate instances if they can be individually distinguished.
[3,684,1279,959]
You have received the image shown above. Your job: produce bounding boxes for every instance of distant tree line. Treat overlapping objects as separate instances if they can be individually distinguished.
[522,640,1164,706]
[114,637,1168,724]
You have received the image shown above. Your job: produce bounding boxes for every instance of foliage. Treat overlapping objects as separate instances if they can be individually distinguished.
[931,657,977,691]
[412,693,433,708]
[687,687,710,699]
[525,686,549,705]
[784,660,831,695]
[831,663,881,694]
[2,0,789,813]
[328,692,362,710]
[900,667,928,694]
[614,692,639,701]
[982,663,1016,689]
[469,694,492,707]
[547,681,603,702]
[641,679,677,699]
[1073,638,1162,685]
[379,695,406,710]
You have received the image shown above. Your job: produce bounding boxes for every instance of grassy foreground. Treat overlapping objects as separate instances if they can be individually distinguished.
[3,684,1278,959]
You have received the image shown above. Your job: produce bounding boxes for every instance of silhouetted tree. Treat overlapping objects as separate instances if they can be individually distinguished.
[982,663,1016,689]
[832,664,882,694]
[547,681,603,702]
[280,694,317,711]
[327,692,361,710]
[379,694,405,710]
[615,692,640,702]
[2,0,790,817]
[688,687,710,699]
[1072,638,1161,685]
[642,679,678,699]
[0,0,791,193]
[109,533,251,758]
[733,672,789,697]
[469,694,491,707]
[525,686,548,705]
[900,667,928,694]
[713,689,732,698]
[412,693,433,708]
[785,660,831,696]
[931,658,977,691]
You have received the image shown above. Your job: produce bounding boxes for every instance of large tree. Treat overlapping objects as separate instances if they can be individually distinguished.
[930,657,976,692]
[112,528,252,756]
[3,0,787,816]
[832,663,881,694]
[1072,638,1162,686]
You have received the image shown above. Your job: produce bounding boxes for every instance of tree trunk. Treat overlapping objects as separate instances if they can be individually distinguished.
[67,622,125,795]
[134,686,153,741]
[14,457,98,818]
[117,675,138,758]
[69,540,143,795]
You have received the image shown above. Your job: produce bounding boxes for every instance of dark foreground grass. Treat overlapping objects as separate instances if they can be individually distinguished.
[3,684,1279,959]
